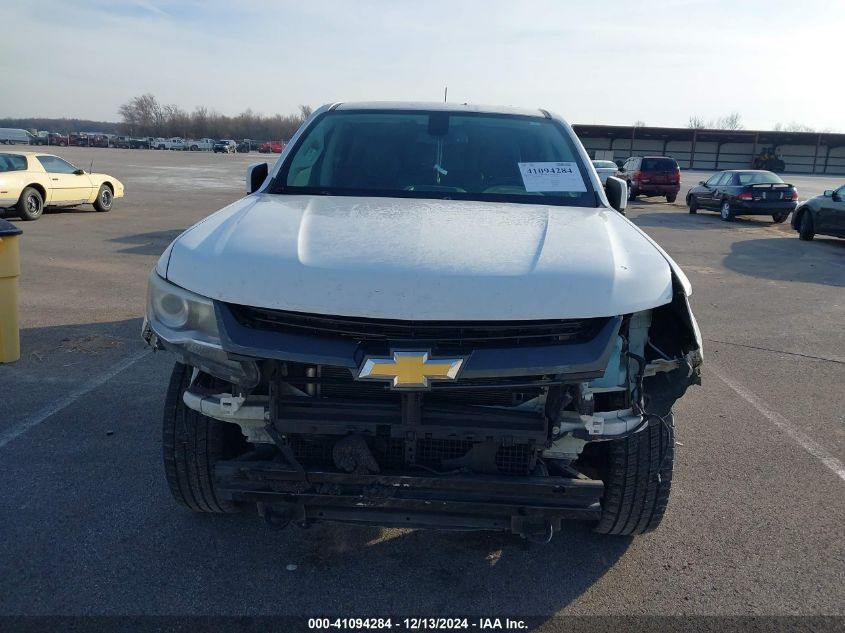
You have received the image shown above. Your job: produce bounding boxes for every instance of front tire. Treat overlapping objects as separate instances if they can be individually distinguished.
[17,187,44,221]
[627,183,637,201]
[798,212,815,241]
[162,362,244,513]
[720,200,734,222]
[772,211,789,224]
[688,195,698,214]
[93,184,113,212]
[666,193,677,203]
[593,413,675,535]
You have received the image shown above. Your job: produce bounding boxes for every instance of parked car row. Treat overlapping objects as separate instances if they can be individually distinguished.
[688,170,844,240]
[591,155,843,240]
[29,131,70,146]
[17,130,288,153]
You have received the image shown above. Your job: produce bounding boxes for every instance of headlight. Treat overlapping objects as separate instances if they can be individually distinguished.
[145,271,258,388]
[147,271,219,344]
[152,291,189,329]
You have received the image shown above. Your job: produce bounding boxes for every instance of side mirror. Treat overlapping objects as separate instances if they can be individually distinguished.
[699,180,706,186]
[823,189,834,197]
[246,162,269,194]
[73,169,85,175]
[605,176,627,213]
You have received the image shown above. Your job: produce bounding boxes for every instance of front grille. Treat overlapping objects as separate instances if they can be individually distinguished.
[313,365,545,407]
[286,434,534,475]
[229,305,608,351]
[415,439,534,475]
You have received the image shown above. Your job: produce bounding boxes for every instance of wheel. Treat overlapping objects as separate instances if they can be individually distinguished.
[93,184,113,212]
[666,193,677,203]
[798,212,815,241]
[688,195,698,214]
[627,183,637,201]
[593,413,675,535]
[162,362,244,513]
[17,186,44,221]
[720,200,734,222]
[772,211,789,223]
[190,145,198,151]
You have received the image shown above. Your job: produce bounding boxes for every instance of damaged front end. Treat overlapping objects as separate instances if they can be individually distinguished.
[144,272,701,539]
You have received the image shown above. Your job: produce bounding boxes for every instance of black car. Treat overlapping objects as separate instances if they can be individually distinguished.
[791,184,845,241]
[213,140,237,154]
[686,170,797,222]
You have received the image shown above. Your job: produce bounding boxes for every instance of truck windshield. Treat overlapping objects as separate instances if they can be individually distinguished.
[273,111,597,206]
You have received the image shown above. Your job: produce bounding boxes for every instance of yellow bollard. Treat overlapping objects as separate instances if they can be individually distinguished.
[0,219,22,363]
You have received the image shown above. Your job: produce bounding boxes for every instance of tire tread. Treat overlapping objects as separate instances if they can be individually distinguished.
[162,362,239,513]
[594,414,674,535]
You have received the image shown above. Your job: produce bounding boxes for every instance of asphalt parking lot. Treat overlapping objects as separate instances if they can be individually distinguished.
[1,147,843,618]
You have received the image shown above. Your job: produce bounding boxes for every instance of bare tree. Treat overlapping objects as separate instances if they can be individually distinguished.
[687,116,706,129]
[191,106,209,138]
[160,104,189,137]
[773,122,823,133]
[118,94,314,140]
[685,112,744,131]
[119,93,162,135]
[714,112,743,130]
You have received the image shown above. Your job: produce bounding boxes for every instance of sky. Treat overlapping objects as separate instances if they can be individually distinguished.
[2,0,843,131]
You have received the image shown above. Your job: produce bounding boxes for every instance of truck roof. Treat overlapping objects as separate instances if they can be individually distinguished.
[332,101,548,118]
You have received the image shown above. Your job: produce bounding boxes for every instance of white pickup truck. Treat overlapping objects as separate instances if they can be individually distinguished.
[154,137,187,151]
[186,138,216,151]
[143,102,703,541]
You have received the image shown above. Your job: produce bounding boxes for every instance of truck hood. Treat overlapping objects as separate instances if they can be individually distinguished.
[163,194,674,320]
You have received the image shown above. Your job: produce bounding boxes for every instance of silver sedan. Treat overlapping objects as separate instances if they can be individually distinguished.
[592,159,619,184]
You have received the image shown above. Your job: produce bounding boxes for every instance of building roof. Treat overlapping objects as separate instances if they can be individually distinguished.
[572,124,845,147]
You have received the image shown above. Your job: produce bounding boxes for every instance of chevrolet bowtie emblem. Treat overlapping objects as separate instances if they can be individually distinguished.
[357,351,465,389]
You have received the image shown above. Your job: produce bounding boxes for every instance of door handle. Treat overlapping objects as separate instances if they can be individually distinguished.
[52,178,59,181]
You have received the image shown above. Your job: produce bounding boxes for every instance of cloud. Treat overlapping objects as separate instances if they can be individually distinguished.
[133,0,169,17]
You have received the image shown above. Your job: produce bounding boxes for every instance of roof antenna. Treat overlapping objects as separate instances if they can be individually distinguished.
[444,85,448,103]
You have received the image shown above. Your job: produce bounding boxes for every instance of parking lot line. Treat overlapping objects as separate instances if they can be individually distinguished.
[0,348,151,449]
[707,364,845,483]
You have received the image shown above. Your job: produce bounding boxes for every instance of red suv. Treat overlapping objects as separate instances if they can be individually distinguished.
[618,156,681,202]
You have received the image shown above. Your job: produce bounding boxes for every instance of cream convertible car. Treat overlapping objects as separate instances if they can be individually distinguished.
[0,152,124,220]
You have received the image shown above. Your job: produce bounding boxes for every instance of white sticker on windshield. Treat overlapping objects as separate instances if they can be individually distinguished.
[518,162,587,192]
